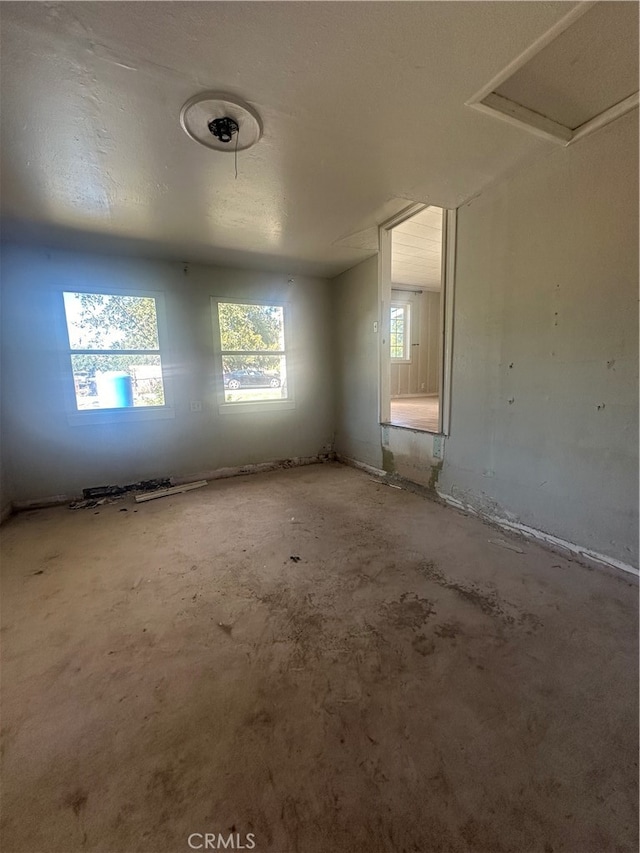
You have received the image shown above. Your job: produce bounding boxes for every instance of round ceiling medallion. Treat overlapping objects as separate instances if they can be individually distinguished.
[179,92,263,152]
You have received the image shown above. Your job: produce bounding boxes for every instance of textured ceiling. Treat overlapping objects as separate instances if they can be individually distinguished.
[0,1,583,276]
[392,207,443,291]
[495,1,639,131]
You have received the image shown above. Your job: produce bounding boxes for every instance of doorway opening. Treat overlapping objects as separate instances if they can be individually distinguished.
[379,204,455,434]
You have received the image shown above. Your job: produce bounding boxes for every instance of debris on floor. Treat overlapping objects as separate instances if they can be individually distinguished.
[3,463,637,853]
[134,480,208,503]
[82,485,127,500]
[70,478,175,509]
[82,479,171,500]
[488,537,524,554]
[290,555,301,563]
[69,497,112,510]
[369,478,403,490]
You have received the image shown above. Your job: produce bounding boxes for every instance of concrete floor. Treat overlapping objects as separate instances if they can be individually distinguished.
[1,462,637,853]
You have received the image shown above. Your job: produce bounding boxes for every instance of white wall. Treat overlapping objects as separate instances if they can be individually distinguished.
[0,246,334,502]
[441,113,638,567]
[390,289,440,396]
[334,113,638,569]
[2,112,637,569]
[333,258,442,484]
[0,283,9,519]
[332,256,383,471]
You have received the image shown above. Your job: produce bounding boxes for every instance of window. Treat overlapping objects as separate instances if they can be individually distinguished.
[215,300,289,406]
[390,301,411,361]
[62,291,167,411]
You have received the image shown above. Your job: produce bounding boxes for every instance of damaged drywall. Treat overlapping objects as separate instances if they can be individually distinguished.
[333,114,638,570]
[382,425,443,493]
[439,113,638,568]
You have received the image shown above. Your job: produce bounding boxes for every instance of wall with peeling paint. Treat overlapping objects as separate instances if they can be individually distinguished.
[441,113,639,567]
[382,425,441,489]
[0,247,334,503]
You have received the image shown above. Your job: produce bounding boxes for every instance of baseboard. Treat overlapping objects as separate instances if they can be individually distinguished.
[438,491,639,579]
[335,453,386,478]
[11,454,634,579]
[334,454,638,578]
[9,454,337,513]
[12,494,81,512]
[173,454,335,485]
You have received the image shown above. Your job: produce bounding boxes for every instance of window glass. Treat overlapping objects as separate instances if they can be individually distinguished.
[63,291,165,411]
[63,293,159,350]
[217,302,288,404]
[218,303,284,352]
[390,303,410,360]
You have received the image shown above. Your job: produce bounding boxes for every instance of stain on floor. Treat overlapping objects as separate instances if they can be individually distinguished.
[1,463,638,852]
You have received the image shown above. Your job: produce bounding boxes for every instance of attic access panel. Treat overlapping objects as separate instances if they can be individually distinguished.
[467,1,639,146]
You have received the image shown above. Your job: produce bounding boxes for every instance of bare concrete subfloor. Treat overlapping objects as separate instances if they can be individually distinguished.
[1,462,638,853]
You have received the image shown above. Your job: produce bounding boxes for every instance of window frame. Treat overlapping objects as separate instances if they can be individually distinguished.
[211,296,295,414]
[389,300,412,363]
[59,285,174,425]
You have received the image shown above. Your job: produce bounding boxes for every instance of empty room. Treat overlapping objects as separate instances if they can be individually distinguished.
[0,2,638,852]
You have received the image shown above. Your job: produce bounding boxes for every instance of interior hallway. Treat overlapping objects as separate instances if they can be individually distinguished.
[1,463,637,853]
[390,394,440,432]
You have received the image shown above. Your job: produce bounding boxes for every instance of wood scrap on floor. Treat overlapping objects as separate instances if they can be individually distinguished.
[83,479,171,500]
[70,478,176,509]
[134,480,208,503]
[488,537,524,554]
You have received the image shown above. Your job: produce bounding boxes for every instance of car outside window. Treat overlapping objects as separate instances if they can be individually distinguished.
[213,299,291,409]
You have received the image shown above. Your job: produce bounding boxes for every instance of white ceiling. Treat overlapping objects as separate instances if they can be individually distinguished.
[0,2,590,277]
[392,207,443,291]
[495,1,639,131]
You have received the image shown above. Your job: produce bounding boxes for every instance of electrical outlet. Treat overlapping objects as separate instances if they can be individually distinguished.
[373,321,378,333]
[190,401,203,413]
[433,435,444,460]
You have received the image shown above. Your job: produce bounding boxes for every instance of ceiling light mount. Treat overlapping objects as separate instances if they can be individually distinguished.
[208,116,239,145]
[180,92,262,152]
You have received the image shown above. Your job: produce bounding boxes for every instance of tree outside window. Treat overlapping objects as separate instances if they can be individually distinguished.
[63,292,166,410]
[216,301,288,404]
[390,302,411,361]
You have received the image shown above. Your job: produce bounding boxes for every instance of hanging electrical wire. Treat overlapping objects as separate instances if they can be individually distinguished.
[207,116,240,178]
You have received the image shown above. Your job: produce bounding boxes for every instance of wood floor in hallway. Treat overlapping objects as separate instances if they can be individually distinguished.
[1,462,637,853]
[390,394,439,432]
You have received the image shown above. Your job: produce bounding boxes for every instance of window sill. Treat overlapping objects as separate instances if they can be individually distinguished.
[382,421,442,436]
[218,400,296,415]
[67,406,176,426]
